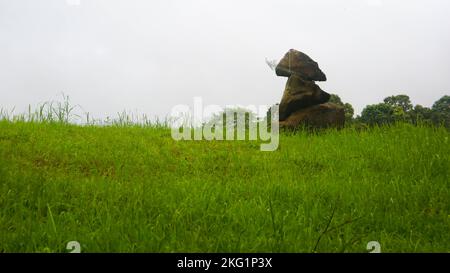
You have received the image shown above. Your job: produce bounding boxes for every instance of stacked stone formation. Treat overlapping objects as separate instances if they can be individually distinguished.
[276,49,345,129]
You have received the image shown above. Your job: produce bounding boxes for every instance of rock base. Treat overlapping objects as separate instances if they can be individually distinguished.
[279,102,345,129]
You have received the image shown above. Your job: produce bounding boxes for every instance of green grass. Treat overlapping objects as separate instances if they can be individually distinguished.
[0,120,449,253]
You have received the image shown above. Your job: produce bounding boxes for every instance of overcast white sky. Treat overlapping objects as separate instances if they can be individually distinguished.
[1,0,449,119]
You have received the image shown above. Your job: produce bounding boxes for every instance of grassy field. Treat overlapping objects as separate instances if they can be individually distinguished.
[0,120,449,253]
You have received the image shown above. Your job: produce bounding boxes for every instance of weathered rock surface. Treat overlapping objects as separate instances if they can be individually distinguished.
[279,75,330,121]
[273,48,344,129]
[275,49,327,81]
[279,103,345,129]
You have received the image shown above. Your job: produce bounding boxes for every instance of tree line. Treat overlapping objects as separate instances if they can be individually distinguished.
[330,94,450,128]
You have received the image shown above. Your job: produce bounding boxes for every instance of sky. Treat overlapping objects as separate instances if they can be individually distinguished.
[1,0,450,120]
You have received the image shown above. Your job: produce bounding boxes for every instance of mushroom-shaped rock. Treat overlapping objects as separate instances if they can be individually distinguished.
[279,75,330,121]
[275,49,327,81]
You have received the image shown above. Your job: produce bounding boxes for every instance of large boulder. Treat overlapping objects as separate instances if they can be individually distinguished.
[279,74,330,121]
[279,102,345,129]
[275,49,327,81]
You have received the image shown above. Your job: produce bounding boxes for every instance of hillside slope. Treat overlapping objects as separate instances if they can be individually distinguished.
[0,121,449,252]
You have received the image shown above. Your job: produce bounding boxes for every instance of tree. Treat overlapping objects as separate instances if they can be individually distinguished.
[391,105,409,122]
[383,94,413,113]
[359,103,394,125]
[343,103,354,122]
[329,94,344,105]
[410,104,433,125]
[431,95,450,127]
[358,94,449,127]
[207,107,257,129]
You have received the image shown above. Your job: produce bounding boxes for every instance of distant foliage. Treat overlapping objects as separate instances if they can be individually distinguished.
[410,105,433,125]
[359,103,395,125]
[205,107,258,129]
[358,94,450,128]
[383,95,413,113]
[431,95,450,128]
